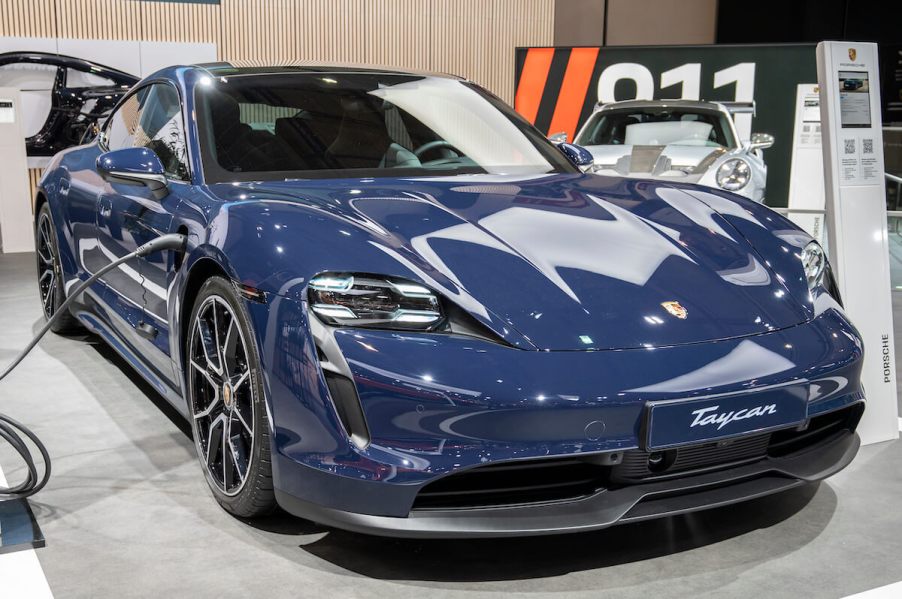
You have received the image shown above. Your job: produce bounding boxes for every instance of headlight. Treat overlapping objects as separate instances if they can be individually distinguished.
[800,241,826,290]
[716,158,751,191]
[309,273,443,330]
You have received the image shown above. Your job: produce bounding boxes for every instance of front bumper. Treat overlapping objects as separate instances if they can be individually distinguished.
[275,422,859,538]
[247,296,864,537]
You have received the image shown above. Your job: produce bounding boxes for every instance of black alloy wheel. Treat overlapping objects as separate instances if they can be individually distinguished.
[187,276,275,517]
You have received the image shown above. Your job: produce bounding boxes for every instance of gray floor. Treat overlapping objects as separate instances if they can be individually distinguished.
[1,251,902,599]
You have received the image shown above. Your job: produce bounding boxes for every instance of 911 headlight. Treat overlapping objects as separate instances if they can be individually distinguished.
[801,241,826,290]
[309,273,443,330]
[716,158,751,191]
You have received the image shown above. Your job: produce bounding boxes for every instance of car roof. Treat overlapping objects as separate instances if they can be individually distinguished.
[596,99,729,113]
[193,60,462,80]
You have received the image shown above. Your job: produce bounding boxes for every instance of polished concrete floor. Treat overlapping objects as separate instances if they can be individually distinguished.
[1,251,901,598]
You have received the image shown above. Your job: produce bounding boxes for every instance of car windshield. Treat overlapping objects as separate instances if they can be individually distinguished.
[575,106,737,149]
[195,72,576,182]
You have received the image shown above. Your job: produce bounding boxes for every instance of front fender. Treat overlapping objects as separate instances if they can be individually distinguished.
[191,198,532,348]
[171,244,357,469]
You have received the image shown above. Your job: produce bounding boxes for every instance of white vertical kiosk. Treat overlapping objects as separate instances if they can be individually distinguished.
[0,88,34,253]
[817,41,899,445]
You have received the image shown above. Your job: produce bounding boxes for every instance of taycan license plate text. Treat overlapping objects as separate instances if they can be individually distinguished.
[644,385,809,450]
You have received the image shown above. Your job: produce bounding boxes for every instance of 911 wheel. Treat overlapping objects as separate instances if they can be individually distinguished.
[35,203,80,333]
[187,277,275,517]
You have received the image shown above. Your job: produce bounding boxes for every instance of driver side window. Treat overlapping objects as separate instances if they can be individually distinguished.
[103,83,190,181]
[104,88,145,150]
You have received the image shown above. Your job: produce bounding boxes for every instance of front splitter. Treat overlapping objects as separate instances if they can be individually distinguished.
[275,428,859,538]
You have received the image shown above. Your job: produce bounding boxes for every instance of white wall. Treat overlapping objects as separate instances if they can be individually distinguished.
[0,36,216,76]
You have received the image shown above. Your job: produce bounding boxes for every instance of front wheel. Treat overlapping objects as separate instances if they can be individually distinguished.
[186,276,275,517]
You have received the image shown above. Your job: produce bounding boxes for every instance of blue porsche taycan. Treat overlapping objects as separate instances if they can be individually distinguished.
[35,62,864,537]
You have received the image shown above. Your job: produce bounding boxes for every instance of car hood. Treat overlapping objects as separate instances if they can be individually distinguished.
[585,144,734,182]
[210,173,809,350]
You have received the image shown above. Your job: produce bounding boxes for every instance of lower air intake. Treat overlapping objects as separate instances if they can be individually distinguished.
[412,457,606,510]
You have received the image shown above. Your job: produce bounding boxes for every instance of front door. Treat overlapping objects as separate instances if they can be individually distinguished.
[94,82,191,388]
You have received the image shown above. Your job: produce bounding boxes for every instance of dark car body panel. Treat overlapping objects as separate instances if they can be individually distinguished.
[0,52,137,156]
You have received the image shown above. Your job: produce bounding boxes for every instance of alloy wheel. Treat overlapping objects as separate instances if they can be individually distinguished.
[36,212,57,319]
[188,295,255,496]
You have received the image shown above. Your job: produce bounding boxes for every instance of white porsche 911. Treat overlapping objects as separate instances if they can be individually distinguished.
[570,99,773,203]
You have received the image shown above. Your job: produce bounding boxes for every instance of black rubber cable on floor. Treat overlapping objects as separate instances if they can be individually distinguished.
[0,233,187,501]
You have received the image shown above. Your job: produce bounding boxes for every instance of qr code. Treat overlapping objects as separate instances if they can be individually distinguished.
[863,138,874,154]
[844,139,856,154]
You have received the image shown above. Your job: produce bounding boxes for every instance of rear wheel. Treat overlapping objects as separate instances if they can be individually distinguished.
[186,276,275,517]
[35,203,80,333]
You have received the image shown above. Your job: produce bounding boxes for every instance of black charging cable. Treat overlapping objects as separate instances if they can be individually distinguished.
[0,233,187,500]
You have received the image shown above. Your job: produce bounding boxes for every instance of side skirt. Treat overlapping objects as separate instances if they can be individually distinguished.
[75,297,189,419]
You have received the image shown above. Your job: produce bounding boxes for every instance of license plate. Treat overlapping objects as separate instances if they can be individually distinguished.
[644,385,809,450]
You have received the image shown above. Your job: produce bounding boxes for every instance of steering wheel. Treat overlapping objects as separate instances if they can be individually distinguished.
[413,140,460,159]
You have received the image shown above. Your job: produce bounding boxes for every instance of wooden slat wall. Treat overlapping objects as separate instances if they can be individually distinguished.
[4,0,554,100]
[0,0,58,37]
[140,0,220,45]
[220,0,298,64]
[28,169,43,210]
[55,0,142,40]
[217,0,554,101]
[8,0,554,202]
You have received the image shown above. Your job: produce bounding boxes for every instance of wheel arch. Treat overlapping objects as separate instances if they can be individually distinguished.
[177,254,231,374]
[33,189,48,225]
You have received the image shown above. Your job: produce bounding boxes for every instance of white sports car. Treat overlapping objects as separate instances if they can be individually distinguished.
[571,99,773,203]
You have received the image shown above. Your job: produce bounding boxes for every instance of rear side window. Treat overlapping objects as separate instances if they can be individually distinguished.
[66,68,115,88]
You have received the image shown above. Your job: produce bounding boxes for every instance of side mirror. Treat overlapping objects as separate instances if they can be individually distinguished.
[96,147,169,200]
[558,142,594,171]
[748,132,774,151]
[548,131,568,144]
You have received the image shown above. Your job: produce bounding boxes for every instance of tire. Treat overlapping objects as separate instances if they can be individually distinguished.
[186,276,275,518]
[35,203,81,333]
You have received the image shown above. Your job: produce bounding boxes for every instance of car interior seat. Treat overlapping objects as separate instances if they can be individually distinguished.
[326,95,419,169]
[206,91,301,172]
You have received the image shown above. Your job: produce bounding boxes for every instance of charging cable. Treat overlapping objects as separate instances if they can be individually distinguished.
[0,232,187,500]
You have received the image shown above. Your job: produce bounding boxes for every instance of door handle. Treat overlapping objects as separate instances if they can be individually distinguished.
[98,197,112,219]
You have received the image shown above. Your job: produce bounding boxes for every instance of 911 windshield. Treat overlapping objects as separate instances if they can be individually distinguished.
[195,72,576,182]
[575,107,738,150]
